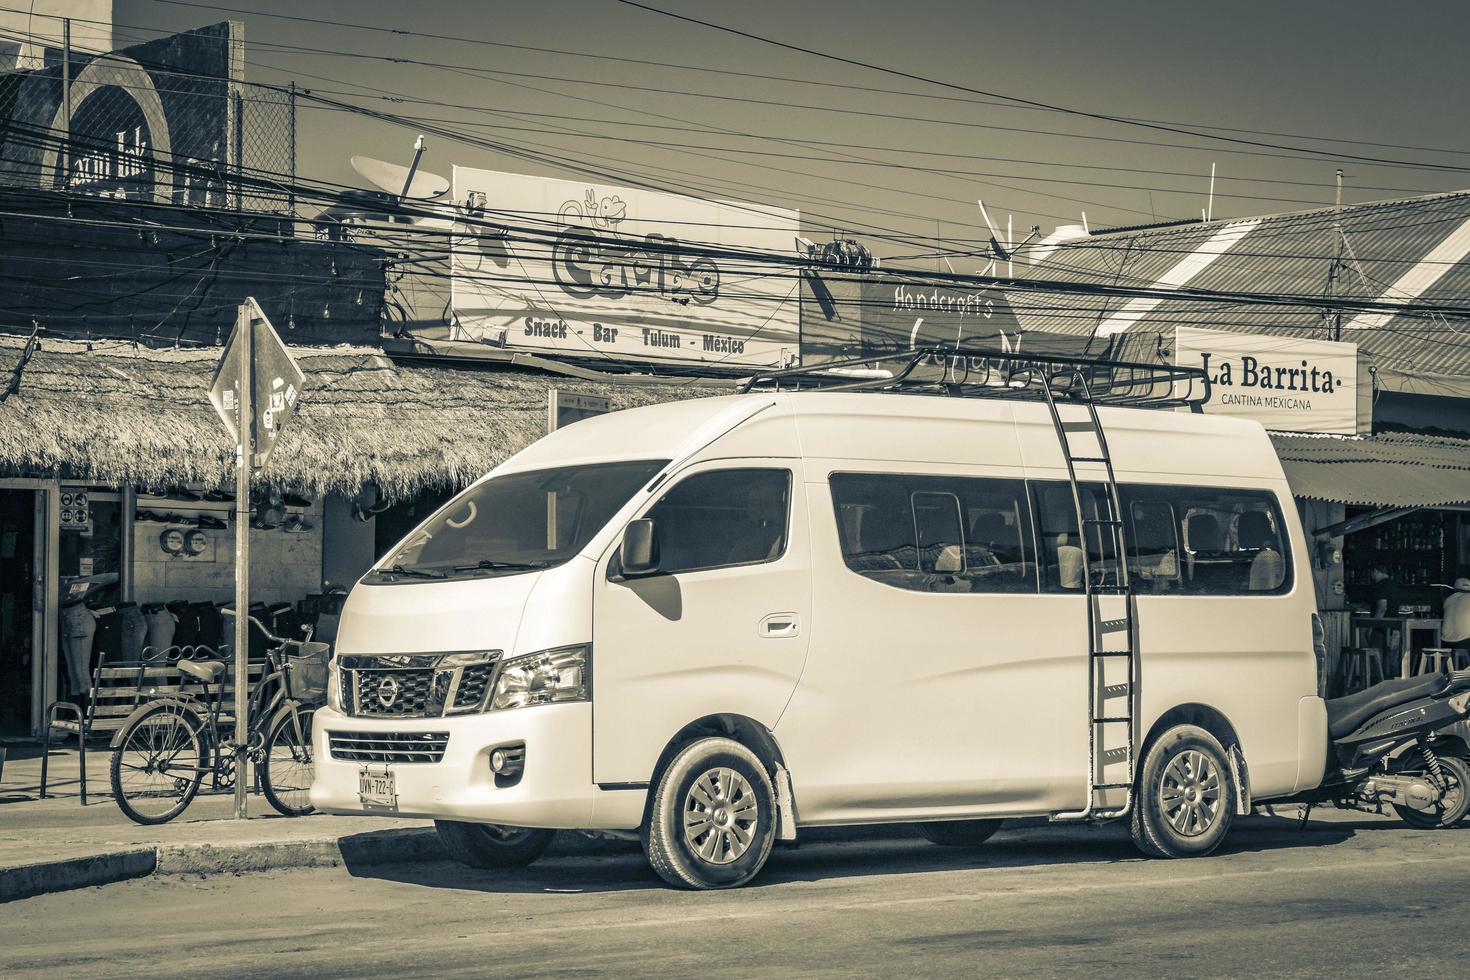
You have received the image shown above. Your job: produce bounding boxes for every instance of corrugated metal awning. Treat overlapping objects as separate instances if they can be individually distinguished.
[1271,432,1470,507]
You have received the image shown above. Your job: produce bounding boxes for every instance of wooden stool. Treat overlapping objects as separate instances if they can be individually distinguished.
[1337,647,1385,695]
[1418,648,1453,675]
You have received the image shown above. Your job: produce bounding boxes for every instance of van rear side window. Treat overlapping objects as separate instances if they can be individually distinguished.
[831,473,1036,593]
[1120,485,1291,595]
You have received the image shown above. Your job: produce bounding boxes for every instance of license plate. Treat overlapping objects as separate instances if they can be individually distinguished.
[359,767,397,809]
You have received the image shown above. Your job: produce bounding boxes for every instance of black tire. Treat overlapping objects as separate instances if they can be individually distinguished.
[914,819,1005,847]
[643,737,777,890]
[1129,724,1235,859]
[1393,753,1470,829]
[261,703,317,818]
[110,703,207,825]
[435,820,556,869]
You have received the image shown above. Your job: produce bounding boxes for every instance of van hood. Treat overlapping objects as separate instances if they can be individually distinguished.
[335,571,544,656]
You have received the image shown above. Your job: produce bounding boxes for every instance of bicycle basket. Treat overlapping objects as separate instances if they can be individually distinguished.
[287,642,331,704]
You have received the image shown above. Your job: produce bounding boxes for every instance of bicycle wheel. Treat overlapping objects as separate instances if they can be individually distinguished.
[109,703,207,825]
[261,703,317,817]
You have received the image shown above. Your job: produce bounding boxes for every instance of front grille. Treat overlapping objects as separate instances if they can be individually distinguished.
[338,652,501,719]
[453,663,495,711]
[329,731,450,764]
[352,669,434,717]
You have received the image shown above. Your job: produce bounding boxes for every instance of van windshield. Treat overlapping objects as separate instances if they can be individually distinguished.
[371,459,667,582]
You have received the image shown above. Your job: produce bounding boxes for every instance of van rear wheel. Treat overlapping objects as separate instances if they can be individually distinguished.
[914,819,1004,847]
[434,820,555,869]
[1129,724,1235,859]
[643,737,777,890]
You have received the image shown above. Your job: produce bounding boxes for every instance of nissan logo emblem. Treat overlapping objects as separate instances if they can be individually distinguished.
[376,676,401,709]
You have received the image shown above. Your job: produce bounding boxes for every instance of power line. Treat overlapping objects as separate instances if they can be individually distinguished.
[612,0,1470,174]
[130,0,1470,160]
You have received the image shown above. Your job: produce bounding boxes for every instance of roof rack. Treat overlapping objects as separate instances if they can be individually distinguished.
[738,345,1210,411]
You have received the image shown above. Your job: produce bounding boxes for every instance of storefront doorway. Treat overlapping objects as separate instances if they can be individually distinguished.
[0,487,43,736]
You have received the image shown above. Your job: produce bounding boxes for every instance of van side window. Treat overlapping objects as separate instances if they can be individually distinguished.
[830,473,1036,593]
[912,493,964,574]
[1179,489,1288,594]
[1032,482,1122,593]
[1127,499,1180,594]
[644,468,790,575]
[1121,485,1290,595]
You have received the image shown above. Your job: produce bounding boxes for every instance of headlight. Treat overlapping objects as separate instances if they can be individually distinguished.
[327,657,343,712]
[490,645,590,711]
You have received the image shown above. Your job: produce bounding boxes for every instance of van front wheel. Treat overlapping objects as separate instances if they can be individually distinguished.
[434,820,555,869]
[643,737,777,889]
[1129,724,1235,859]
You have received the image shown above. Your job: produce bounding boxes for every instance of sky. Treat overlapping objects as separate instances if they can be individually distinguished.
[90,0,1470,266]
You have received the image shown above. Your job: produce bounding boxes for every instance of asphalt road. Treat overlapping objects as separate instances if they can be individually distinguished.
[5,812,1470,978]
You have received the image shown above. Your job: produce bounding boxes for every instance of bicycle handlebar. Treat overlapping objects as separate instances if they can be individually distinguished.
[218,609,316,648]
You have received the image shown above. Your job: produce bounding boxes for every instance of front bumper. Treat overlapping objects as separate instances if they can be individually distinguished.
[310,702,641,829]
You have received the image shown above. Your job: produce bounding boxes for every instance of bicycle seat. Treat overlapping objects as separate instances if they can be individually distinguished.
[178,659,226,683]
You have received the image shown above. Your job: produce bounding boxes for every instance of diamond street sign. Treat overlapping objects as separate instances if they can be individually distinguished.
[208,297,307,466]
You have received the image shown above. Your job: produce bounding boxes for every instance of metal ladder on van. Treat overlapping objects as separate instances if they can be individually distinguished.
[1039,367,1137,821]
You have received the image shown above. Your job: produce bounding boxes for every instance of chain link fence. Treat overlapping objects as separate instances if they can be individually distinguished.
[1,24,296,214]
[235,81,295,213]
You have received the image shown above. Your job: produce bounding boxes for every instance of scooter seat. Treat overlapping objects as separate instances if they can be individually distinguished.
[1326,672,1447,739]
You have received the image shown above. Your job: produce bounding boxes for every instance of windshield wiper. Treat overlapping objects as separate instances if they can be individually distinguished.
[382,564,446,580]
[452,559,553,573]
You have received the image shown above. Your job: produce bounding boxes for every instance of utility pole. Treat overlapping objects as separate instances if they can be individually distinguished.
[1330,169,1344,341]
[61,18,71,185]
[287,81,297,216]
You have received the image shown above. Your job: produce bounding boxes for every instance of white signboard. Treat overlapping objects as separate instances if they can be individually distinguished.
[1175,327,1358,434]
[450,167,801,367]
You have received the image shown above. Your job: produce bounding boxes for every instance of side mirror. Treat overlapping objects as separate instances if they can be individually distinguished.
[620,519,660,577]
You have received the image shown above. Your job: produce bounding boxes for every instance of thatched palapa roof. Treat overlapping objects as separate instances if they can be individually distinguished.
[0,337,702,496]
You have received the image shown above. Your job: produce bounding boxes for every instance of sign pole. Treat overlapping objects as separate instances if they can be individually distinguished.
[233,307,253,820]
[207,297,307,823]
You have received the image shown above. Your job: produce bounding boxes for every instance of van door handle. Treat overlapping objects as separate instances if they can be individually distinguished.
[759,613,800,638]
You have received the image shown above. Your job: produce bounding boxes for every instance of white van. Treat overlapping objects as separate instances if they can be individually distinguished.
[310,382,1326,888]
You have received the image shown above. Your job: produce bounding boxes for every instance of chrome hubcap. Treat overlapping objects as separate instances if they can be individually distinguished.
[683,767,758,865]
[1159,749,1222,838]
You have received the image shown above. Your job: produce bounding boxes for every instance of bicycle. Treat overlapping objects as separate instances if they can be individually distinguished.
[108,612,329,825]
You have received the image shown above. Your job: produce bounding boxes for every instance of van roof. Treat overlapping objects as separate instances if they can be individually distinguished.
[499,391,1286,484]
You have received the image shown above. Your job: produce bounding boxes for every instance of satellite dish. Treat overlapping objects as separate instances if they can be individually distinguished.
[316,189,416,225]
[351,155,449,200]
[322,139,453,230]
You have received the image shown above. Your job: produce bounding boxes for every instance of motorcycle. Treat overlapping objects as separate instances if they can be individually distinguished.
[1294,668,1470,828]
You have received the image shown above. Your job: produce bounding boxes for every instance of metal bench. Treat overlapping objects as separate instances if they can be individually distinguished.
[41,650,265,804]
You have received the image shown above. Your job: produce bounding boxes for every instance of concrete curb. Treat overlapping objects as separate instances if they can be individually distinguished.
[0,825,636,903]
[1,829,445,904]
[155,827,447,876]
[2,822,930,903]
[1,848,157,904]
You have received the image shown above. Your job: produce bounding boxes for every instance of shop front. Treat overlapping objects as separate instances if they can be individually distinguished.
[0,335,683,736]
[1162,327,1470,691]
[1271,432,1470,690]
